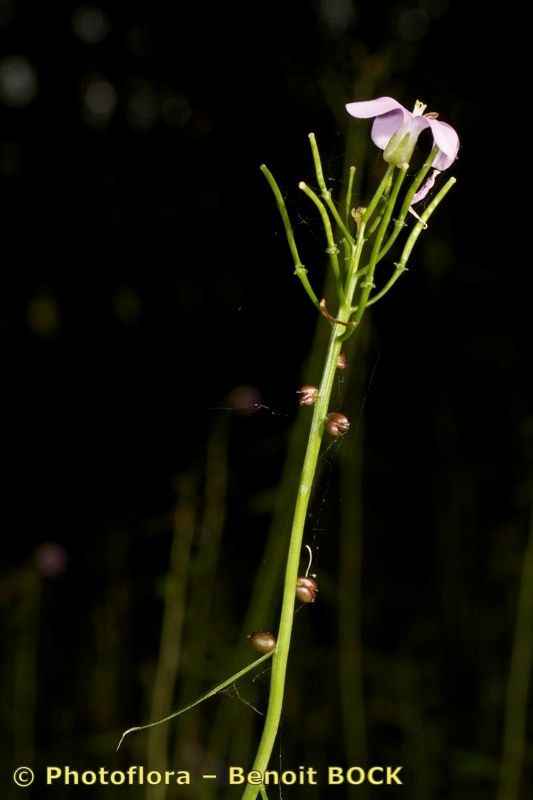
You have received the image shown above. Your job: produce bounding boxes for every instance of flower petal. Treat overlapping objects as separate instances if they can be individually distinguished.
[427,119,460,170]
[380,114,429,164]
[345,96,406,119]
[370,109,408,149]
[411,169,440,205]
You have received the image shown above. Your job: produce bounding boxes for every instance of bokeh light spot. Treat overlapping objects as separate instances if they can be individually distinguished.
[34,543,69,578]
[418,0,449,18]
[26,295,60,336]
[82,76,117,126]
[0,55,38,107]
[113,285,143,326]
[0,140,23,175]
[71,5,111,44]
[319,0,357,34]
[398,8,429,41]
[160,92,191,128]
[0,0,15,27]
[126,80,157,131]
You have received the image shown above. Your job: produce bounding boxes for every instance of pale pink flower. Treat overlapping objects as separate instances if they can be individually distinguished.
[346,97,459,171]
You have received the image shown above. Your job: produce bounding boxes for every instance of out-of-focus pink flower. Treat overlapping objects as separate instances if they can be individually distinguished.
[34,542,69,577]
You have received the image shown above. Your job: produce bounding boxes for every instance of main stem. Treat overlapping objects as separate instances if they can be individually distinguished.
[241,315,347,800]
[241,169,393,800]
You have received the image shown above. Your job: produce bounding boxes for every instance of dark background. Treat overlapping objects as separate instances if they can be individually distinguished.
[1,1,530,799]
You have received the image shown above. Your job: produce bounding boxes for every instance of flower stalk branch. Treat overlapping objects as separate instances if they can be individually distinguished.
[367,176,456,306]
[299,181,343,299]
[260,165,321,312]
[308,132,354,247]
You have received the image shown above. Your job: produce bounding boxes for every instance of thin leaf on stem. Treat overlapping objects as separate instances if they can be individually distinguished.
[116,652,273,751]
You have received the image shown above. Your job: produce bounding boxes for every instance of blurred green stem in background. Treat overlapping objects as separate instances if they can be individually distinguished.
[14,568,40,767]
[146,474,197,800]
[174,419,229,780]
[498,502,533,800]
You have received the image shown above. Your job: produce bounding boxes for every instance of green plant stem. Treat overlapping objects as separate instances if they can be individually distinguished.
[299,181,342,299]
[260,165,321,311]
[208,283,338,770]
[344,165,356,227]
[241,324,344,800]
[343,170,389,302]
[308,133,353,246]
[365,203,386,239]
[342,165,357,265]
[352,165,407,325]
[332,165,394,343]
[241,173,391,800]
[334,166,394,347]
[395,177,456,266]
[365,169,393,238]
[374,147,438,262]
[366,176,456,306]
[356,148,437,279]
[338,326,368,782]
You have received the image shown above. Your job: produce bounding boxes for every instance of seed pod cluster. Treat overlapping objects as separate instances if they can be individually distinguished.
[248,630,276,654]
[326,412,350,437]
[296,575,318,603]
[297,385,319,406]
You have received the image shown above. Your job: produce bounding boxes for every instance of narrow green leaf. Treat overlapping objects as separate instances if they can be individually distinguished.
[116,651,273,751]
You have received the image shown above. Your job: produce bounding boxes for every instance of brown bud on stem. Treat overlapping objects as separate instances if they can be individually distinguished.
[296,575,318,603]
[297,385,319,406]
[248,630,276,654]
[351,207,363,232]
[337,352,347,371]
[326,412,350,437]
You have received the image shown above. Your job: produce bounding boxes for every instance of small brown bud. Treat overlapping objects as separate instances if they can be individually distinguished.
[248,630,276,654]
[326,412,350,437]
[296,575,318,603]
[337,352,347,371]
[351,207,363,231]
[297,385,319,406]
